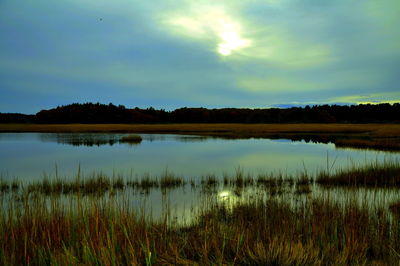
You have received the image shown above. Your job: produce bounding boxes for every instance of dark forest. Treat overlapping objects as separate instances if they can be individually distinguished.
[1,102,399,124]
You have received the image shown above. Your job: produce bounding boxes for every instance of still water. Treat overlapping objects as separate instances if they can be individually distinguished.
[0,133,398,180]
[1,133,400,224]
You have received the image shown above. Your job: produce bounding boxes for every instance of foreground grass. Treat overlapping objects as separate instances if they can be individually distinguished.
[1,162,400,264]
[0,193,399,265]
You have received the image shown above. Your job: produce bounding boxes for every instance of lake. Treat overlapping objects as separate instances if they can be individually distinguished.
[0,132,399,181]
[1,132,400,225]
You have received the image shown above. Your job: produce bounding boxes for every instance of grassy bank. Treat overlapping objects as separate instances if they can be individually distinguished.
[1,123,400,137]
[335,138,400,151]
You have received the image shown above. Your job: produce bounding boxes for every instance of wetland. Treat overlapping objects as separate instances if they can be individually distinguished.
[1,125,400,265]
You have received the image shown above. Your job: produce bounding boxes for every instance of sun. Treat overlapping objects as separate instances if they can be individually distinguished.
[167,6,251,57]
[217,21,251,56]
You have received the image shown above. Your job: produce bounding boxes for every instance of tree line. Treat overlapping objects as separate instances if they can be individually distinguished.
[1,102,399,124]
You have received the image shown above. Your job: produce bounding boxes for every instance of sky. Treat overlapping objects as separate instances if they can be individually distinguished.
[0,0,399,114]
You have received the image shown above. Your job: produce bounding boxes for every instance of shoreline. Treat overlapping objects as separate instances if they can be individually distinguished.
[1,123,400,150]
[0,123,399,135]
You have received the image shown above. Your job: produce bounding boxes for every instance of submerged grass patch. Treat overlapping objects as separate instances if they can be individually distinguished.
[119,134,142,144]
[1,160,400,198]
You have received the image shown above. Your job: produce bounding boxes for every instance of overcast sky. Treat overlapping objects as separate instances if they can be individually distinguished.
[1,0,399,113]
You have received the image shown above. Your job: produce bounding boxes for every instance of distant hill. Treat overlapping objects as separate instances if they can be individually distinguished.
[1,102,399,124]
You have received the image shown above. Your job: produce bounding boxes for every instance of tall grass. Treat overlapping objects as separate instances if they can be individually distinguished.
[317,160,400,187]
[1,162,400,264]
[0,191,399,265]
[1,159,399,197]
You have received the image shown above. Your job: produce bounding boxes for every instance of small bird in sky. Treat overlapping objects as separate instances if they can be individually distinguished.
[99,18,103,21]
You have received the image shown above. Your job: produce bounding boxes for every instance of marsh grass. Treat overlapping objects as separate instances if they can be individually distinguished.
[1,162,400,264]
[1,163,399,264]
[317,160,400,187]
[2,123,400,136]
[0,189,399,265]
[295,184,312,195]
[2,123,400,151]
[119,134,142,144]
[389,202,400,217]
[0,168,400,264]
[2,160,399,198]
[335,138,400,151]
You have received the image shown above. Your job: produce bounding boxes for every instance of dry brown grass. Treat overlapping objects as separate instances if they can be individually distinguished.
[1,162,400,264]
[1,193,399,265]
[1,123,400,137]
[335,138,400,151]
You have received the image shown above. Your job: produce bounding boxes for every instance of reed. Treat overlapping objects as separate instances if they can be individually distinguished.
[0,191,399,265]
[389,202,400,217]
[317,160,400,187]
[1,160,400,264]
[1,159,399,198]
[127,174,158,192]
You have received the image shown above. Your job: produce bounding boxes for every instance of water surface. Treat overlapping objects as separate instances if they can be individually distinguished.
[1,132,400,224]
[0,133,398,180]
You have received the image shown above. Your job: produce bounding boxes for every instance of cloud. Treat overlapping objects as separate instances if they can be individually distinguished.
[237,76,319,93]
[238,27,333,68]
[0,0,399,113]
[161,1,333,67]
[330,92,400,105]
[164,4,252,57]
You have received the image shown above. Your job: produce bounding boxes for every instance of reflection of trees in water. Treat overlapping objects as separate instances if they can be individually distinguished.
[133,134,211,143]
[39,133,211,147]
[38,133,372,147]
[277,134,337,144]
[39,133,123,147]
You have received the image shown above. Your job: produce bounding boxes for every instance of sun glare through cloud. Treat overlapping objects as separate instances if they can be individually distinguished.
[1,0,399,112]
[217,21,250,56]
[167,5,251,56]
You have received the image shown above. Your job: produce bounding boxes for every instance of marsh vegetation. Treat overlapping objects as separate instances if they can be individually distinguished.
[2,123,400,151]
[1,129,400,265]
[119,135,143,144]
[1,161,400,264]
